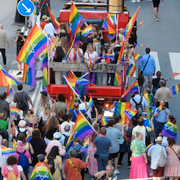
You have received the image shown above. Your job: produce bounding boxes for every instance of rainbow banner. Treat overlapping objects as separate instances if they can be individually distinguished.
[10,107,21,116]
[16,24,48,68]
[26,132,32,142]
[1,146,16,156]
[124,109,137,119]
[126,64,136,77]
[122,81,139,97]
[80,138,89,153]
[82,24,93,37]
[144,143,154,153]
[13,139,17,148]
[161,122,177,141]
[114,72,123,86]
[134,43,145,47]
[117,41,125,66]
[124,7,140,40]
[139,21,144,27]
[103,53,114,60]
[134,53,143,61]
[101,115,109,126]
[47,5,60,30]
[171,84,180,95]
[6,84,13,97]
[169,73,180,80]
[87,97,94,110]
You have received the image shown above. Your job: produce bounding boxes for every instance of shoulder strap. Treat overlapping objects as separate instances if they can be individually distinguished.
[23,150,26,155]
[143,55,150,72]
[68,159,81,175]
[169,146,180,161]
[132,98,138,105]
[139,97,143,104]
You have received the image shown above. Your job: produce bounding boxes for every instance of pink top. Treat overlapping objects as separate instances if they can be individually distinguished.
[45,140,66,156]
[15,148,31,162]
[68,48,83,63]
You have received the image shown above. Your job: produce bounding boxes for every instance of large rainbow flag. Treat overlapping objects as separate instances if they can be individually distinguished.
[124,7,140,40]
[114,72,123,86]
[16,24,48,68]
[10,107,21,116]
[40,45,48,71]
[74,20,81,45]
[6,84,13,97]
[23,64,36,86]
[117,41,125,66]
[1,146,16,156]
[121,81,139,97]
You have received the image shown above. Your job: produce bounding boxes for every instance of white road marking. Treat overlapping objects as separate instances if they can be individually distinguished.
[150,51,160,78]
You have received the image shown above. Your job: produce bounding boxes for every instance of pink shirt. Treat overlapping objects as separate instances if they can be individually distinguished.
[45,140,66,156]
[68,48,83,63]
[15,148,31,162]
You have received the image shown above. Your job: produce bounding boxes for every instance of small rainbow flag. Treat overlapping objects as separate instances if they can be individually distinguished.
[1,146,16,156]
[101,115,109,126]
[139,21,144,27]
[87,58,91,72]
[171,84,180,95]
[156,104,163,114]
[87,97,94,110]
[82,24,93,37]
[6,84,13,97]
[80,138,89,153]
[126,64,136,77]
[134,43,145,47]
[134,54,143,61]
[26,132,32,142]
[144,143,154,153]
[122,81,139,97]
[10,107,21,116]
[73,51,77,63]
[103,53,115,60]
[117,41,125,66]
[169,73,180,80]
[13,139,17,148]
[124,109,137,119]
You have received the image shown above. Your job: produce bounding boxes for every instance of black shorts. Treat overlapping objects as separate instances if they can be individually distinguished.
[153,0,160,8]
[109,152,119,160]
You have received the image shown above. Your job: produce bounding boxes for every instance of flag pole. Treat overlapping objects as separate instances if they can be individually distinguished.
[116,14,118,41]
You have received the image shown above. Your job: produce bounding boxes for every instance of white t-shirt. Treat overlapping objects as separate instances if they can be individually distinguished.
[84,51,98,63]
[3,165,23,180]
[39,111,53,122]
[15,128,29,137]
[79,102,92,119]
[61,122,72,134]
[43,23,55,37]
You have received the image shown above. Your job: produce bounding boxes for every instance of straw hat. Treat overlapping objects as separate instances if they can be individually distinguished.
[42,15,50,22]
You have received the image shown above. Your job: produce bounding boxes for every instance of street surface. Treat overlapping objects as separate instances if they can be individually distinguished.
[0,0,180,179]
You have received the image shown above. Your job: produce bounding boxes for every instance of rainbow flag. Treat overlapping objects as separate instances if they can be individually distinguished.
[114,72,123,86]
[144,143,154,153]
[75,78,89,97]
[42,66,48,91]
[23,64,36,86]
[82,24,93,37]
[169,73,180,80]
[126,64,136,77]
[10,107,21,116]
[73,20,81,45]
[80,138,89,153]
[73,51,77,63]
[124,7,140,40]
[66,112,95,151]
[40,45,48,71]
[87,97,94,110]
[124,109,137,119]
[47,5,60,30]
[30,161,52,180]
[122,81,139,97]
[68,69,78,79]
[1,146,16,156]
[69,2,85,36]
[117,41,125,66]
[161,122,177,141]
[171,84,180,95]
[156,104,163,114]
[134,43,145,47]
[139,21,144,27]
[33,1,40,15]
[67,28,73,47]
[144,93,155,119]
[16,24,48,68]
[101,115,109,126]
[134,54,143,61]
[6,84,13,97]
[103,53,114,60]
[87,58,91,72]
[109,14,117,25]
[26,132,32,142]
[13,139,17,148]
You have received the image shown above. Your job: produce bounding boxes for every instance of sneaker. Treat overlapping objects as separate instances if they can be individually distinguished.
[16,71,22,75]
[118,163,123,167]
[127,166,131,169]
[114,169,120,175]
[154,15,156,19]
[131,0,136,2]
[156,17,159,21]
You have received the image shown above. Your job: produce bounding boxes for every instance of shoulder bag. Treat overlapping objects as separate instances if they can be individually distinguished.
[138,55,150,76]
[157,146,167,167]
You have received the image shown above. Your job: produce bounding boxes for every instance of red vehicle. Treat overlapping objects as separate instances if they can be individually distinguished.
[48,2,129,105]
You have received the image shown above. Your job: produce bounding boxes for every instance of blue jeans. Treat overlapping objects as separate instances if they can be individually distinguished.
[23,168,29,180]
[0,168,3,180]
[97,156,109,171]
[155,122,165,138]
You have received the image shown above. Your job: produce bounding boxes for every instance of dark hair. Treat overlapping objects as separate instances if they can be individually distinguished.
[138,117,144,126]
[61,114,69,121]
[100,127,107,135]
[97,107,103,115]
[156,71,161,77]
[17,133,26,144]
[0,92,7,100]
[114,46,121,53]
[82,94,88,102]
[138,73,144,86]
[167,137,176,147]
[67,112,73,120]
[86,117,92,125]
[56,46,65,58]
[45,126,57,140]
[145,47,151,54]
[47,146,59,159]
[82,41,89,54]
[132,118,138,127]
[121,97,126,102]
[108,119,115,127]
[169,115,176,124]
[17,29,21,32]
[100,47,107,57]
[7,156,17,165]
[115,115,122,124]
[57,94,65,102]
[74,138,80,143]
[32,130,40,139]
[93,24,99,33]
[17,84,23,91]
[57,110,63,118]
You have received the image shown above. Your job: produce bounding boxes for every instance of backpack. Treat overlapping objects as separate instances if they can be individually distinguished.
[16,92,27,110]
[72,146,82,160]
[47,157,55,175]
[17,129,28,138]
[17,150,29,170]
[63,134,70,147]
[132,97,143,117]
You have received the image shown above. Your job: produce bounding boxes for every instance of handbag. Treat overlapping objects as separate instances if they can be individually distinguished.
[157,147,167,167]
[169,146,180,161]
[145,127,151,147]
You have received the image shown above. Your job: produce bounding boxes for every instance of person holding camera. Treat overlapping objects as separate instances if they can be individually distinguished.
[14,29,26,75]
[95,165,117,180]
[154,100,170,138]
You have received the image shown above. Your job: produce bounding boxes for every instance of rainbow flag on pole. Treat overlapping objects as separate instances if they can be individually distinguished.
[6,84,13,97]
[134,54,143,61]
[139,21,144,27]
[171,84,180,95]
[134,43,145,47]
[87,58,91,72]
[13,139,17,148]
[26,132,32,142]
[42,66,48,91]
[169,73,180,80]
[40,45,48,71]
[16,24,48,68]
[80,138,89,153]
[114,72,123,86]
[87,97,94,110]
[74,20,81,45]
[156,104,163,114]
[82,24,93,37]
[117,41,125,66]
[126,64,136,77]
[103,53,114,60]
[124,109,137,119]
[1,146,16,156]
[101,115,109,126]
[122,81,139,97]
[10,107,21,116]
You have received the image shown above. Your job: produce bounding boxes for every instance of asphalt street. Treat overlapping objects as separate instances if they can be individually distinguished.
[0,0,180,179]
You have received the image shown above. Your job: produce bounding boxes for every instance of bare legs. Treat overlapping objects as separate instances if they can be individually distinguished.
[154,7,159,18]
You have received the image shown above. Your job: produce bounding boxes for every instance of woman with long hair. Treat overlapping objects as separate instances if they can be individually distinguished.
[44,126,58,146]
[0,92,10,120]
[46,146,63,180]
[164,137,180,180]
[88,123,100,178]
